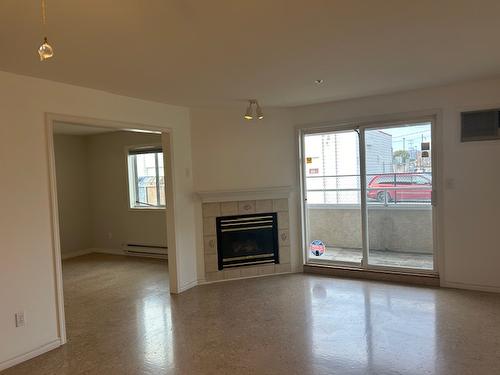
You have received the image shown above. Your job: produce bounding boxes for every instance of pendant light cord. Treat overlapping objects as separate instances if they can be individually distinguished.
[41,0,47,26]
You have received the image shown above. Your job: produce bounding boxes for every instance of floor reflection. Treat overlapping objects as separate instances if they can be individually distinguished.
[4,255,500,375]
[139,295,174,371]
[308,278,436,374]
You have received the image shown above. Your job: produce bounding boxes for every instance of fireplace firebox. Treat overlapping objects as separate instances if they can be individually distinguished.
[216,213,279,270]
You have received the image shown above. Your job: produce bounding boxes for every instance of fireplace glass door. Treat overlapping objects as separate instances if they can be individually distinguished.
[216,213,279,270]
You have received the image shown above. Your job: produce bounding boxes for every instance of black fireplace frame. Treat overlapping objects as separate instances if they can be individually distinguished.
[216,212,280,270]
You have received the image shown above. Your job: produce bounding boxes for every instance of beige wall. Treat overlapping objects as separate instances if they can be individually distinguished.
[53,135,92,256]
[87,131,167,250]
[0,71,196,368]
[191,77,500,292]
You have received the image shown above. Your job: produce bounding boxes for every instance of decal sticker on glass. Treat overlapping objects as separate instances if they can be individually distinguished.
[310,240,326,256]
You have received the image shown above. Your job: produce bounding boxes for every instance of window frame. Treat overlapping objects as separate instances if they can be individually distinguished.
[125,144,166,211]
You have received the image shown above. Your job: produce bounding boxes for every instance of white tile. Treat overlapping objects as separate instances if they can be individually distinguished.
[240,266,260,277]
[203,217,216,235]
[255,199,273,213]
[257,264,275,275]
[277,211,289,229]
[279,246,290,264]
[204,235,217,255]
[224,268,241,279]
[206,271,224,282]
[220,201,238,216]
[238,200,256,214]
[202,202,220,217]
[275,263,292,273]
[204,254,218,273]
[273,198,289,212]
[279,230,290,247]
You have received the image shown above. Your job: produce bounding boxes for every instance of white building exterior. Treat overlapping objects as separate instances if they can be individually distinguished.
[304,130,392,204]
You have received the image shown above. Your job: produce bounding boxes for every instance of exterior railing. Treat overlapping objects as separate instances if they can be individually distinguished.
[306,172,432,207]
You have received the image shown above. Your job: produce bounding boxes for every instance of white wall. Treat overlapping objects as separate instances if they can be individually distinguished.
[0,71,197,368]
[87,131,167,250]
[53,135,92,256]
[190,77,500,292]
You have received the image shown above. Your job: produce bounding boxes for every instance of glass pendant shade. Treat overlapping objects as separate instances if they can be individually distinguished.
[256,103,264,120]
[244,103,254,120]
[38,37,54,61]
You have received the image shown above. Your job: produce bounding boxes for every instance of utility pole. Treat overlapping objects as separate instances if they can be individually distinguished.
[402,137,406,172]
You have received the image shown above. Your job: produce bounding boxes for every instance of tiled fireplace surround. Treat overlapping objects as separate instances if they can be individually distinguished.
[201,196,292,282]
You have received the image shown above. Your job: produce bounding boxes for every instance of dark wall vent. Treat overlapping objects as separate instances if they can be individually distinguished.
[461,109,500,142]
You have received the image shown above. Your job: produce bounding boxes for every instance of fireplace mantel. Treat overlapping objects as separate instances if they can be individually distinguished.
[196,186,293,203]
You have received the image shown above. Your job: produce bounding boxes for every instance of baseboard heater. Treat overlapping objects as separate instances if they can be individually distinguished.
[122,243,168,259]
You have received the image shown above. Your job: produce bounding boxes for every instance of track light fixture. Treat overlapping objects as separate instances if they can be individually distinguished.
[243,100,264,121]
[38,0,54,61]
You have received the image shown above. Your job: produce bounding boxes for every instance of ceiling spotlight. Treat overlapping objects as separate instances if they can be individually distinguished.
[38,0,54,61]
[243,100,264,121]
[315,79,324,85]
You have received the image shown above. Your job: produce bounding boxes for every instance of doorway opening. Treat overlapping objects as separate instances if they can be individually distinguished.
[46,115,180,347]
[301,119,437,275]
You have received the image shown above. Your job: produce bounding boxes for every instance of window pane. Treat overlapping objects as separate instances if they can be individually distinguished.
[130,151,165,208]
[158,153,164,176]
[159,176,165,206]
[139,153,157,206]
[304,130,363,266]
[304,131,361,206]
[365,122,434,270]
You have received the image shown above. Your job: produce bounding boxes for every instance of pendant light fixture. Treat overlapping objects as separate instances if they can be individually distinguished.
[38,0,54,61]
[244,101,254,120]
[255,101,264,120]
[243,100,264,121]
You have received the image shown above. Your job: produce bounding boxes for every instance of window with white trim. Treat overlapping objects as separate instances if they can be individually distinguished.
[127,146,165,209]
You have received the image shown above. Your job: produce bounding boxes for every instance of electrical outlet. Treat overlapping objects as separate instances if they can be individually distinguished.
[107,232,113,240]
[15,311,25,327]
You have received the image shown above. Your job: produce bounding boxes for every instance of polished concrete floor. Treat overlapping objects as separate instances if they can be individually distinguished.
[4,253,500,375]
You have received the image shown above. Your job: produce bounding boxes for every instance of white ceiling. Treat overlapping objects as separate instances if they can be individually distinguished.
[2,1,500,107]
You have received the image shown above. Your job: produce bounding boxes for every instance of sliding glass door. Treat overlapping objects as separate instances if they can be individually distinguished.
[364,122,434,270]
[301,120,436,274]
[303,129,363,266]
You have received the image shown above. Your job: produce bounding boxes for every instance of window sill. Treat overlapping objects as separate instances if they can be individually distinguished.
[128,207,166,213]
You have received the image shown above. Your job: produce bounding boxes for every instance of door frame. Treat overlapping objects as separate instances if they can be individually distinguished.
[298,110,443,277]
[45,113,182,345]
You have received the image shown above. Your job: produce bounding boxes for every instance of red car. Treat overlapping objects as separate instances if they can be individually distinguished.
[367,174,432,203]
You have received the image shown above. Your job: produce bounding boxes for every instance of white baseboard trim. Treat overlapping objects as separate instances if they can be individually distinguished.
[62,248,168,261]
[177,279,198,293]
[89,248,167,260]
[441,280,500,293]
[0,339,61,372]
[199,271,295,286]
[61,248,93,260]
[90,247,125,256]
